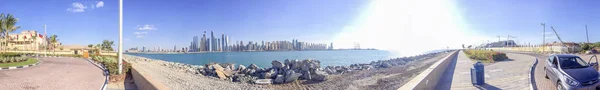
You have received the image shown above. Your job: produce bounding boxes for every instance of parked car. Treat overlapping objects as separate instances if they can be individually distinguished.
[586,49,598,54]
[545,54,600,90]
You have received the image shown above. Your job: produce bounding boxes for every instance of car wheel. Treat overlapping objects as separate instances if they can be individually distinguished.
[544,67,549,79]
[557,82,565,90]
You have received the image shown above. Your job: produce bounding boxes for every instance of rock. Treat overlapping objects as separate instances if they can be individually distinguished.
[254,79,273,85]
[233,74,255,83]
[223,68,234,77]
[215,69,227,80]
[237,65,246,71]
[311,71,328,81]
[248,64,259,69]
[300,70,311,80]
[284,70,302,83]
[262,69,276,79]
[284,59,290,66]
[271,60,285,69]
[381,62,392,68]
[274,75,284,84]
[224,63,235,71]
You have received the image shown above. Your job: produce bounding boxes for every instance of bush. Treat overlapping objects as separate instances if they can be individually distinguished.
[464,50,508,63]
[91,56,131,75]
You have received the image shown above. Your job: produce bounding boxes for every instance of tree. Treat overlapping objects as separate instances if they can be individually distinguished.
[582,43,593,51]
[101,40,114,51]
[88,44,93,48]
[0,13,21,51]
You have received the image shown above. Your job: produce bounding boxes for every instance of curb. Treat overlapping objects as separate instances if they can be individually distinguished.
[529,58,539,90]
[84,58,110,90]
[0,59,43,70]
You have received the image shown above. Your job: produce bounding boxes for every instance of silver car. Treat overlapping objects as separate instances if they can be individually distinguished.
[545,54,600,90]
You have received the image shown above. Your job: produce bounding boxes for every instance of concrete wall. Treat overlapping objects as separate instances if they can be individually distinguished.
[398,50,459,90]
[130,66,170,90]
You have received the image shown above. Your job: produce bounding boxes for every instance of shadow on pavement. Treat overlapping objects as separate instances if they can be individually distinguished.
[474,83,501,90]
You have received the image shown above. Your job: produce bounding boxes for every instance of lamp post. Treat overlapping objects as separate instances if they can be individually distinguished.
[118,0,123,74]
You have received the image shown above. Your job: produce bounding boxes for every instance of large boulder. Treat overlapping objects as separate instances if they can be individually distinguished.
[237,65,247,71]
[311,71,328,81]
[271,60,286,69]
[248,64,259,69]
[274,75,285,84]
[300,70,311,80]
[215,69,227,80]
[262,69,276,79]
[284,70,302,83]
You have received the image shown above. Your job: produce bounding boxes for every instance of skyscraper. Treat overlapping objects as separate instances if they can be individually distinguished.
[221,34,225,52]
[210,31,214,52]
[225,35,229,51]
[192,36,198,52]
[217,38,221,51]
[200,31,207,51]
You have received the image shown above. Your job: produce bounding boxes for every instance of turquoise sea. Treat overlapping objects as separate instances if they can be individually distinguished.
[127,50,402,67]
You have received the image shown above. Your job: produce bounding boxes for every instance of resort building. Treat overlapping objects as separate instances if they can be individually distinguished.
[3,30,48,51]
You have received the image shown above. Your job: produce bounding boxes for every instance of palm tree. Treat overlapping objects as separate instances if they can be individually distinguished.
[0,13,20,51]
[101,40,114,51]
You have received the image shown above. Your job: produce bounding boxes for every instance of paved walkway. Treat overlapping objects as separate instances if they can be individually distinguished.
[0,57,105,90]
[437,51,534,90]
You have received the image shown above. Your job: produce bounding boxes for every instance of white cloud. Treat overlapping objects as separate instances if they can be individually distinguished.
[136,24,157,30]
[67,2,87,12]
[96,1,104,8]
[67,1,104,12]
[134,24,156,38]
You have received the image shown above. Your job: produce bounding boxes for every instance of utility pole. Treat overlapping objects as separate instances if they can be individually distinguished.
[586,25,590,43]
[497,36,501,42]
[43,25,46,57]
[541,23,546,52]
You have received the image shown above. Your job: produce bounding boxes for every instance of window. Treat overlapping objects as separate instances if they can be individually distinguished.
[559,57,589,69]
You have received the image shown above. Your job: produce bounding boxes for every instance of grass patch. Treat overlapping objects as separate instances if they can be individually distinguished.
[464,50,508,63]
[0,58,38,68]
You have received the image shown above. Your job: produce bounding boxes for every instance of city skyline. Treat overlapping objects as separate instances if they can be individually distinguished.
[130,30,333,52]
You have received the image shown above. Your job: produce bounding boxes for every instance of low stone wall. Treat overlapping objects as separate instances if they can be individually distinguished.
[398,50,459,90]
[131,65,170,90]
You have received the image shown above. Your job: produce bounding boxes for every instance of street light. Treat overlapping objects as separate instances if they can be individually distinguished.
[118,0,123,74]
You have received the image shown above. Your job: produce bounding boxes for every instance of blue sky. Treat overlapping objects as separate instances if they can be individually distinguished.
[457,0,600,45]
[125,0,600,54]
[0,0,119,49]
[124,0,369,49]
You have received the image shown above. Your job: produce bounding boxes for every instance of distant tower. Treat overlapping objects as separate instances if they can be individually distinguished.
[329,42,333,50]
[210,31,214,52]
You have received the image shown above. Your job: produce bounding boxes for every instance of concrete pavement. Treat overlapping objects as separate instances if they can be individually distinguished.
[0,57,105,90]
[437,51,535,90]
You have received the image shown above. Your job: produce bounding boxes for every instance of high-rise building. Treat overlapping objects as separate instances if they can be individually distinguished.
[210,31,214,52]
[225,35,229,51]
[200,31,206,51]
[217,38,221,51]
[221,34,225,51]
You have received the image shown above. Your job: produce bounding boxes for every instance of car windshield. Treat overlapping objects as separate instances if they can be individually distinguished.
[559,57,589,69]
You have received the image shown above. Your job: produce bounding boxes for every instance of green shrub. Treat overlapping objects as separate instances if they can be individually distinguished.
[464,50,509,63]
[91,56,131,75]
